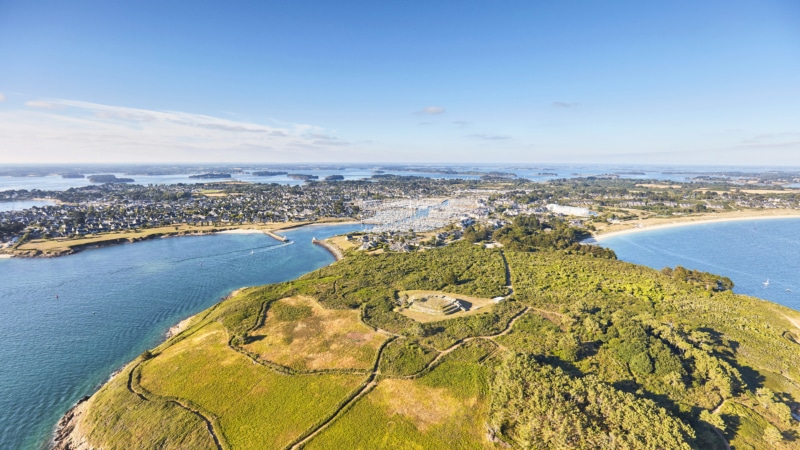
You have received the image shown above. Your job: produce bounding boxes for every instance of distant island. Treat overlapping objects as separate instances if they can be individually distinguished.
[324,175,344,181]
[252,171,289,176]
[288,174,319,181]
[87,175,134,183]
[61,173,85,179]
[188,173,232,179]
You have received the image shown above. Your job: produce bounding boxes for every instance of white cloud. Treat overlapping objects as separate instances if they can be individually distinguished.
[0,93,5,102]
[0,98,355,163]
[25,100,62,109]
[416,106,445,115]
[551,101,580,108]
[466,133,510,141]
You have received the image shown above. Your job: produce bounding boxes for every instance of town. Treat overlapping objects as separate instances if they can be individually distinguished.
[2,175,800,253]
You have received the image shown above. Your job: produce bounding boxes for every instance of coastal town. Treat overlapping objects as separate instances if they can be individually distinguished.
[3,174,800,255]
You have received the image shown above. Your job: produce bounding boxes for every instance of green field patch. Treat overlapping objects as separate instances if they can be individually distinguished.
[81,365,217,449]
[307,348,491,449]
[378,339,438,377]
[139,322,366,449]
[243,295,386,371]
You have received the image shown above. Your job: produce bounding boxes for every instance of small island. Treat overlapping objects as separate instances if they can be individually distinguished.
[288,174,319,181]
[324,174,344,181]
[87,174,135,183]
[252,171,289,176]
[61,173,85,179]
[188,173,232,179]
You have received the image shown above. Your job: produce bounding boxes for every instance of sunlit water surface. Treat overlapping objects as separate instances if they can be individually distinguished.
[0,223,359,449]
[601,218,800,312]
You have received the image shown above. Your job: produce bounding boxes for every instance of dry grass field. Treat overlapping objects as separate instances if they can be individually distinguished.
[243,296,387,371]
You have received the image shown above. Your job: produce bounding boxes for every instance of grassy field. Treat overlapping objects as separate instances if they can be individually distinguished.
[80,365,217,450]
[307,341,495,450]
[326,235,359,252]
[139,321,366,449]
[65,242,800,449]
[243,296,387,371]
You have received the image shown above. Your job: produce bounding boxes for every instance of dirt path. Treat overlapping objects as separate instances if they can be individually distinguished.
[288,378,378,450]
[287,337,396,450]
[712,427,731,450]
[499,250,513,295]
[784,314,800,332]
[127,362,225,450]
[290,303,531,447]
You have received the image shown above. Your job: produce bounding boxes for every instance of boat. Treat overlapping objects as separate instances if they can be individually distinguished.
[763,279,770,288]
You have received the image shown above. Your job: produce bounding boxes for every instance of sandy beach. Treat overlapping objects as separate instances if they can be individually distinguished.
[589,210,800,242]
[165,316,194,339]
[217,229,266,234]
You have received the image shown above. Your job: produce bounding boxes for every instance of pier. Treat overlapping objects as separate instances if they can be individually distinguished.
[311,237,343,261]
[263,230,289,242]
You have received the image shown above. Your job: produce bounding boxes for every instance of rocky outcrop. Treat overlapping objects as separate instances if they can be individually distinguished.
[51,396,92,450]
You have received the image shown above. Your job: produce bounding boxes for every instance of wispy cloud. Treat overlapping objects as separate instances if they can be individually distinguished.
[466,134,510,141]
[0,93,5,102]
[0,97,354,163]
[551,101,580,108]
[415,106,445,115]
[452,120,471,128]
[26,100,62,109]
[742,132,800,144]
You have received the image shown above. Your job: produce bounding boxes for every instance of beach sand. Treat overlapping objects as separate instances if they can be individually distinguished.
[217,229,265,234]
[589,210,800,242]
[165,316,194,339]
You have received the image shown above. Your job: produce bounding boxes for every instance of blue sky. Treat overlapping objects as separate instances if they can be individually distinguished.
[0,0,798,164]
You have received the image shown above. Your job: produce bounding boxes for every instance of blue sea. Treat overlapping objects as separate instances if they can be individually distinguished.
[601,218,800,312]
[0,223,360,450]
[0,164,737,191]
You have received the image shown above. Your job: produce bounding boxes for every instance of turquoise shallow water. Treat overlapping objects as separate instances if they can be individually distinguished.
[600,218,800,312]
[0,223,359,450]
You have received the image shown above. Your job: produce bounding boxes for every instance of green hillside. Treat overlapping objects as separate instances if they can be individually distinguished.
[59,240,800,449]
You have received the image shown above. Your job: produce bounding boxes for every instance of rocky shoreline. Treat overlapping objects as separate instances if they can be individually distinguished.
[51,395,90,450]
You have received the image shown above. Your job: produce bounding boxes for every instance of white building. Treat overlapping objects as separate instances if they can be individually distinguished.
[546,203,593,217]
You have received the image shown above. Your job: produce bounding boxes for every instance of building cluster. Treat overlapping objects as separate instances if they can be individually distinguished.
[0,179,461,243]
[3,175,800,248]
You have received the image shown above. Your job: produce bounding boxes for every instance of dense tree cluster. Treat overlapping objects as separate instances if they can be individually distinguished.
[490,353,696,449]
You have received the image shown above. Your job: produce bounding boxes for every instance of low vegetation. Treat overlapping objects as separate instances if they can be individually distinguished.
[66,227,800,449]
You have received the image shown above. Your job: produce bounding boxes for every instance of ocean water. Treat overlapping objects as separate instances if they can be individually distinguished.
[600,218,800,312]
[0,164,713,192]
[0,200,56,212]
[0,223,360,450]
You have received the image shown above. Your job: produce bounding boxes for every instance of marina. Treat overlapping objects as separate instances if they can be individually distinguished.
[359,196,488,233]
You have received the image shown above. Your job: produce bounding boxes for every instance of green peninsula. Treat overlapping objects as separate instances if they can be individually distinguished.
[54,236,800,449]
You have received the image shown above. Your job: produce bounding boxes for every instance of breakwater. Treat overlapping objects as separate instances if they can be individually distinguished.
[312,237,343,261]
[264,230,289,242]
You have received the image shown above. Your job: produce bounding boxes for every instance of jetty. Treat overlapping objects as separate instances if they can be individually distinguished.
[263,230,289,242]
[311,237,343,261]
